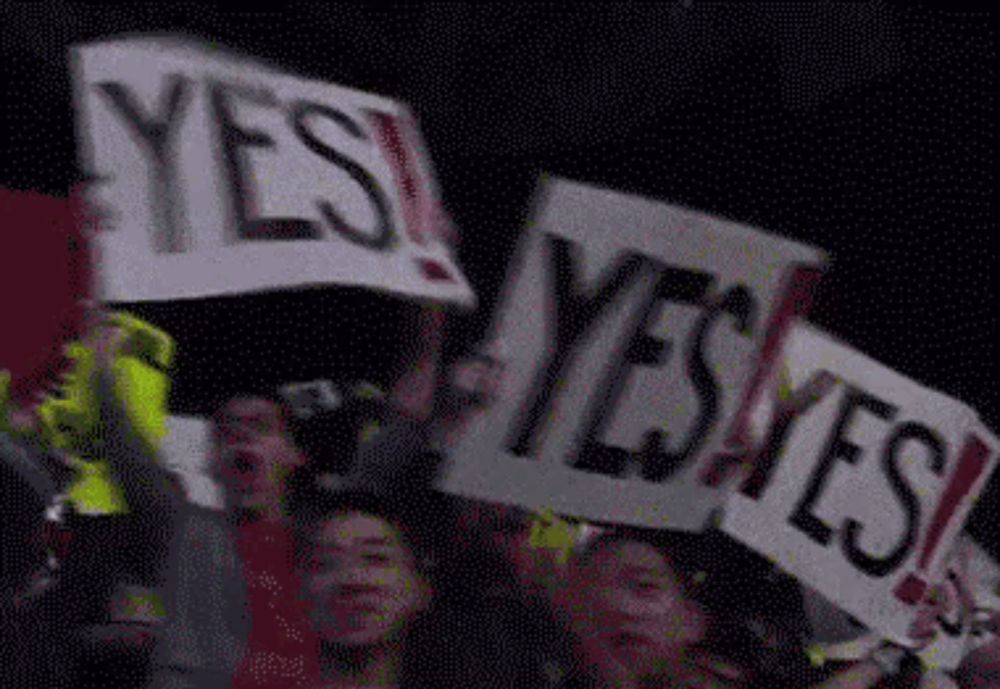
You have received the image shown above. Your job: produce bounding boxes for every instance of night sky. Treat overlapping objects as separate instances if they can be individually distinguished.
[1,4,996,552]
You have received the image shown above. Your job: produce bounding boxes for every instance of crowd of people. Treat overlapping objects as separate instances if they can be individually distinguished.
[2,313,1000,689]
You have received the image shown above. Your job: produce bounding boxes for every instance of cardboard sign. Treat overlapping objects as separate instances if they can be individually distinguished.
[723,324,998,644]
[0,189,91,400]
[439,178,825,529]
[160,415,219,509]
[803,536,1000,671]
[71,36,473,305]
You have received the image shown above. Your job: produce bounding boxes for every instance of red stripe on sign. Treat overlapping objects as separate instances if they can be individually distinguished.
[366,111,426,247]
[698,265,822,487]
[893,434,992,606]
[726,265,822,450]
[417,258,455,283]
[729,266,823,445]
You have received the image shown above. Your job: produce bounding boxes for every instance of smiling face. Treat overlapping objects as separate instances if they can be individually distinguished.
[566,538,708,682]
[303,511,430,648]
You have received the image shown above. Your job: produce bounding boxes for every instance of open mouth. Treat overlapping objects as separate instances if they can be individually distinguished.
[609,631,655,650]
[335,598,382,615]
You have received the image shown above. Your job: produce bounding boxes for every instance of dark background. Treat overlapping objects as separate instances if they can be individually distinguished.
[1,4,996,552]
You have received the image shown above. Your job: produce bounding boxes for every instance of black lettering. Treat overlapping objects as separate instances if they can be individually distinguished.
[575,279,756,481]
[505,236,646,458]
[97,76,192,253]
[741,371,839,499]
[290,101,392,250]
[842,422,946,578]
[209,81,319,242]
[643,284,755,481]
[740,413,797,499]
[571,263,712,478]
[789,387,897,546]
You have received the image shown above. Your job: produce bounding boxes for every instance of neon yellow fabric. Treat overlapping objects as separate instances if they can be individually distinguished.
[0,370,10,434]
[66,456,129,515]
[529,507,579,565]
[52,313,174,515]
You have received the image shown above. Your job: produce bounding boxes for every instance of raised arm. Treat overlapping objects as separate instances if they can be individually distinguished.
[90,317,183,517]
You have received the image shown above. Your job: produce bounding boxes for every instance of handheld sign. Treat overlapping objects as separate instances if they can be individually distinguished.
[71,35,473,306]
[439,178,825,530]
[802,538,977,671]
[914,536,1000,670]
[160,415,218,509]
[0,188,91,402]
[722,323,998,644]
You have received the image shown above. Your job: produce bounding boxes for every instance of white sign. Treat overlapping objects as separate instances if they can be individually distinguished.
[71,36,474,305]
[161,415,220,509]
[723,324,998,644]
[803,536,1000,671]
[440,178,825,529]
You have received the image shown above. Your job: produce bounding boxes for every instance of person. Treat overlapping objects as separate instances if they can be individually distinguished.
[294,489,442,689]
[551,527,718,689]
[446,498,579,688]
[148,391,317,689]
[0,315,180,688]
[552,525,949,689]
[0,422,68,688]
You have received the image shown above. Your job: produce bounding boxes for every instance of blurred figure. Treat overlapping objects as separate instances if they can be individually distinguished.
[296,494,437,689]
[0,428,67,688]
[553,528,715,689]
[148,392,318,689]
[454,500,567,598]
[953,630,1000,688]
[1,315,179,688]
[449,499,577,688]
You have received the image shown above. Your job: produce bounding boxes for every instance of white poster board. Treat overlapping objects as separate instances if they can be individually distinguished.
[723,324,998,644]
[803,535,1000,671]
[440,178,825,530]
[71,36,473,306]
[161,415,219,509]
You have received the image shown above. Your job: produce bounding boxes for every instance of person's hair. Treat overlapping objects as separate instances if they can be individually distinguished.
[575,526,703,590]
[210,392,292,431]
[292,488,444,584]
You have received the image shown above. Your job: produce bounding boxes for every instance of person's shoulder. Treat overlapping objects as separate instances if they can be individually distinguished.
[173,501,237,546]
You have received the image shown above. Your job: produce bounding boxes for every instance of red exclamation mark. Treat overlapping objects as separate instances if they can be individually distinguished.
[700,264,823,487]
[367,111,423,245]
[366,111,455,284]
[894,434,993,605]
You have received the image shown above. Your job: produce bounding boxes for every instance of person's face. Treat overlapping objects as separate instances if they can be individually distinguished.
[211,397,303,509]
[568,539,708,682]
[304,511,430,648]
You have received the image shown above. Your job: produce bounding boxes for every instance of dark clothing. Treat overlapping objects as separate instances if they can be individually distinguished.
[147,502,250,689]
[149,406,444,688]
